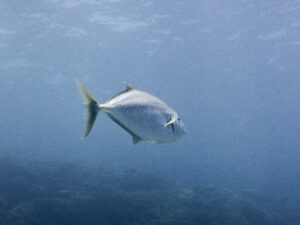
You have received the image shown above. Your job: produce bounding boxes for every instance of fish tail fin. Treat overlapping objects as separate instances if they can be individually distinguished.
[75,79,100,138]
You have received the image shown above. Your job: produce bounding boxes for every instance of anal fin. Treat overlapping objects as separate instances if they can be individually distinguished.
[132,134,141,144]
[107,114,142,144]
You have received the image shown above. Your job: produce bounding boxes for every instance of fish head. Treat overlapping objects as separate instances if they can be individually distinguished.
[165,116,186,141]
[173,117,186,139]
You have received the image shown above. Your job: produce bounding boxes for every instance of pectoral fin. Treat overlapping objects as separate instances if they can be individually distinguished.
[164,114,178,127]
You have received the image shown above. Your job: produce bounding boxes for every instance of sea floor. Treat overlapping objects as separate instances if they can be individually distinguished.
[0,157,299,225]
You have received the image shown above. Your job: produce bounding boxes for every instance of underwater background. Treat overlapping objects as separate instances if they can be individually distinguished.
[0,0,300,224]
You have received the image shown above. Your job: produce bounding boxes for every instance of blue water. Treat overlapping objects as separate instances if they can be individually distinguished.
[1,0,300,224]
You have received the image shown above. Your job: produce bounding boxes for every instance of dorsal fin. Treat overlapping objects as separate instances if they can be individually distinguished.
[123,82,134,91]
[106,82,134,102]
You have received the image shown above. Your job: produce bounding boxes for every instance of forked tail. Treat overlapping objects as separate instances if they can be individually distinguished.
[75,79,99,138]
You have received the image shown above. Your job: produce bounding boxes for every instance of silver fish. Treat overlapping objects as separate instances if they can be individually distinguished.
[76,79,186,144]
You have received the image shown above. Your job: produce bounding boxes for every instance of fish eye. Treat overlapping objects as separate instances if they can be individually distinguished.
[178,118,181,121]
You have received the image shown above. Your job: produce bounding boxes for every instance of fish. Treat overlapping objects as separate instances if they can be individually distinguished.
[75,79,186,144]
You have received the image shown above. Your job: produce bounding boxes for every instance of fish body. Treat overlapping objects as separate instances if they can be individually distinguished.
[76,80,186,144]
